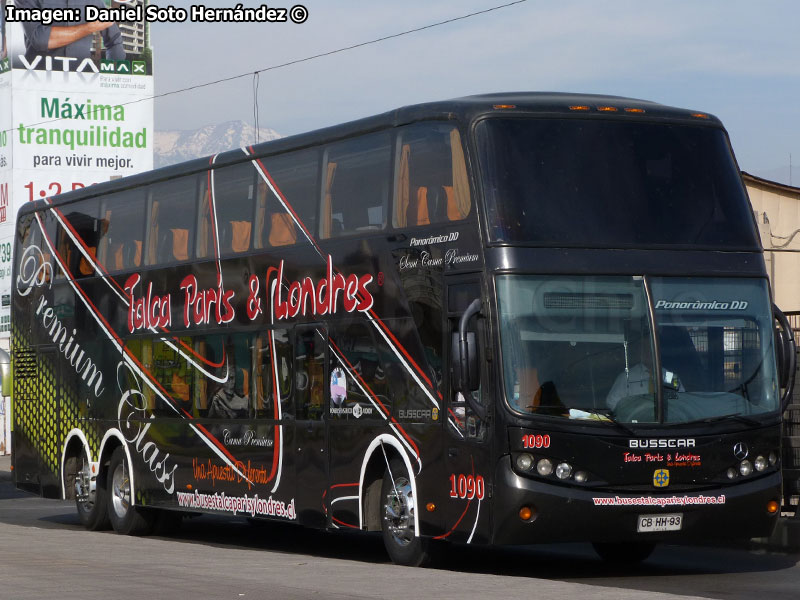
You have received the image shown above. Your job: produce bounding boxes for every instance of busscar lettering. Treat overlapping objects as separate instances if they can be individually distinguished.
[629,439,696,449]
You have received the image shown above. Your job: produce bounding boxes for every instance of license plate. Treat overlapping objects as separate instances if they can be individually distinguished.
[637,513,683,533]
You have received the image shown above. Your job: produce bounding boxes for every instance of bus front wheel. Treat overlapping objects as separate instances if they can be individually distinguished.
[107,447,155,535]
[592,541,655,564]
[380,457,430,566]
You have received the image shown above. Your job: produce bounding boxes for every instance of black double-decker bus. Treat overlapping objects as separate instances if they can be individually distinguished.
[12,92,796,565]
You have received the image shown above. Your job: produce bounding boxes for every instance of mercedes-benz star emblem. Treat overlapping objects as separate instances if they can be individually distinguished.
[733,442,749,461]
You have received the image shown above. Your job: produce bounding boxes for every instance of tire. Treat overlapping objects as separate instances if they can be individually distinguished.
[107,447,155,535]
[74,454,110,531]
[380,457,430,567]
[592,541,656,564]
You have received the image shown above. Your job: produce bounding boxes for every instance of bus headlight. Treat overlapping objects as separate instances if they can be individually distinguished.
[769,452,778,466]
[555,462,573,480]
[726,468,738,480]
[516,453,534,471]
[739,460,753,476]
[574,471,589,483]
[537,458,553,476]
[754,456,768,472]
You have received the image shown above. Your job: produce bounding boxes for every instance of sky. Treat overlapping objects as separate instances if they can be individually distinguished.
[152,0,800,184]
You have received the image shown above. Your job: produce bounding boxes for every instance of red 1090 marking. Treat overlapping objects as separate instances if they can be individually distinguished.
[449,474,485,500]
[522,434,550,449]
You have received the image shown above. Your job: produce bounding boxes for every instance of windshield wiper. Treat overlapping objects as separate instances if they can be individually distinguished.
[674,412,762,427]
[570,408,638,436]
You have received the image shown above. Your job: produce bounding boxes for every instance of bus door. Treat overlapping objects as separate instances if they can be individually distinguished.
[444,279,492,544]
[293,325,329,527]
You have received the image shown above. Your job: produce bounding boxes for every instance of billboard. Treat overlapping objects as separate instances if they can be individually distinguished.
[0,0,154,339]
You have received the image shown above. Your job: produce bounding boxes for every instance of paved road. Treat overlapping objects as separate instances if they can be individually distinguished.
[1,470,799,599]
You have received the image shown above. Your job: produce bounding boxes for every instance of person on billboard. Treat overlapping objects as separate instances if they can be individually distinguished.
[1,0,6,59]
[16,0,125,62]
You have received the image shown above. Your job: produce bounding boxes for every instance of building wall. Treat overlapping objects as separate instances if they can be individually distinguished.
[744,173,800,312]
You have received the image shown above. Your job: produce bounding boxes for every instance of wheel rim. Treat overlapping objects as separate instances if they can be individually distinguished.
[110,461,131,519]
[384,476,415,546]
[75,459,94,513]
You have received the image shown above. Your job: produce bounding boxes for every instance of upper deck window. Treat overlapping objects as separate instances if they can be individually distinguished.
[476,118,759,249]
[393,123,471,228]
[98,189,146,272]
[322,132,391,238]
[146,176,198,265]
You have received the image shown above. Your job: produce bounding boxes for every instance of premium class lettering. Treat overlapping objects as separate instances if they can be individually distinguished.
[269,255,374,320]
[35,295,105,397]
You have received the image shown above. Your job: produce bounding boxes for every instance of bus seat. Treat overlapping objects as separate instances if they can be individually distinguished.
[78,246,97,276]
[269,213,296,246]
[230,221,251,253]
[170,228,189,261]
[444,186,463,221]
[426,186,449,222]
[112,243,125,270]
[407,187,430,226]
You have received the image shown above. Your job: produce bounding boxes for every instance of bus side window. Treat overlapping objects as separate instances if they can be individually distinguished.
[321,132,391,238]
[264,328,294,419]
[393,123,471,229]
[54,198,101,279]
[145,176,197,266]
[295,327,326,421]
[329,319,389,420]
[210,162,257,256]
[202,333,253,420]
[98,189,145,272]
[151,337,193,416]
[254,329,293,419]
[255,149,319,248]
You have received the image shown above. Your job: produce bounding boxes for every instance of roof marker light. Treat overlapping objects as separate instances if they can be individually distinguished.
[569,105,591,111]
[624,108,645,113]
[597,106,618,112]
[691,112,710,119]
[493,104,516,110]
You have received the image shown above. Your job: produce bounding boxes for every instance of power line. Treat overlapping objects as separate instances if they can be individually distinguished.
[4,0,529,134]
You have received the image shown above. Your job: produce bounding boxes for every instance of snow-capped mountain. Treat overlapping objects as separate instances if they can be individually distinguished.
[154,120,282,168]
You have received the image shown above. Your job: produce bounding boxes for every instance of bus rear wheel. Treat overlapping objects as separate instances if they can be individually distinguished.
[380,457,430,567]
[107,447,155,536]
[74,454,110,531]
[592,541,656,564]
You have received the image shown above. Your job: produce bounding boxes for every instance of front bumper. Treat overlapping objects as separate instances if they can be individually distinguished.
[492,455,781,545]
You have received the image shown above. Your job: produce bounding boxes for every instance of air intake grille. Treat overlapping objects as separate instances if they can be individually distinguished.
[543,292,634,310]
[15,348,37,379]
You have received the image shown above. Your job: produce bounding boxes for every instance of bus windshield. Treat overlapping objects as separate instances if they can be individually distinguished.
[497,276,779,424]
[476,118,759,249]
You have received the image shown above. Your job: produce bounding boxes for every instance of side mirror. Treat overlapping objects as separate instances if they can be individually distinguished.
[774,305,796,412]
[452,298,486,421]
[451,331,478,392]
[0,349,10,398]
